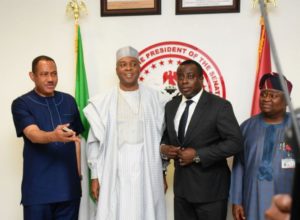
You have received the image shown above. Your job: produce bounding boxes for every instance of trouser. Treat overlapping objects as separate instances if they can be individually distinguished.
[23,199,80,220]
[174,196,228,220]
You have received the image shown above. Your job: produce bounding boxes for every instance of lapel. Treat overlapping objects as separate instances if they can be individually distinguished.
[168,96,181,144]
[183,91,209,144]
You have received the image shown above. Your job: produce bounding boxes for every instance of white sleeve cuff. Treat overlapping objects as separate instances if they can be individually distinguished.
[90,166,98,179]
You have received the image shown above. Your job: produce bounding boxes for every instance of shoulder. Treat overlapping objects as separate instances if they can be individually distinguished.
[85,87,118,115]
[140,84,154,96]
[54,91,78,108]
[140,84,170,104]
[139,84,160,97]
[56,91,75,101]
[204,91,229,104]
[88,87,116,105]
[165,95,181,108]
[168,94,181,103]
[16,90,34,100]
[140,84,154,91]
[56,90,72,97]
[12,91,34,108]
[84,87,118,121]
[202,91,232,112]
[240,114,261,129]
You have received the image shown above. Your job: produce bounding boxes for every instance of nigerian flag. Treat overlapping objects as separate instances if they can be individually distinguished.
[75,24,96,220]
[75,25,89,139]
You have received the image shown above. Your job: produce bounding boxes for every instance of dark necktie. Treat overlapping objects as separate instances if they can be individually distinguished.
[178,100,193,144]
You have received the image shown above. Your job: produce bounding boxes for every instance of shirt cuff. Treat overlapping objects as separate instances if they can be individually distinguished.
[90,167,98,179]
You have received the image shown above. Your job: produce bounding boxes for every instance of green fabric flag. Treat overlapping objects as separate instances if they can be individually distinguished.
[75,25,90,140]
[75,26,96,219]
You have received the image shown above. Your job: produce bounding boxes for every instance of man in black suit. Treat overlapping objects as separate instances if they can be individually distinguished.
[161,59,243,220]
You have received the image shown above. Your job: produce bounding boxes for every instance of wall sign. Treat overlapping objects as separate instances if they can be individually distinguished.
[139,41,226,98]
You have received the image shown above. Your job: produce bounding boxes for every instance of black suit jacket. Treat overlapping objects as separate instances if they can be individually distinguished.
[162,90,243,203]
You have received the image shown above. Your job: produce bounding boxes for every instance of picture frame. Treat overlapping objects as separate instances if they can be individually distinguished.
[176,0,240,15]
[101,0,161,16]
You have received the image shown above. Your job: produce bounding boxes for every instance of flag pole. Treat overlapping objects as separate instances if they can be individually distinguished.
[66,1,96,219]
[250,16,271,116]
[257,0,300,219]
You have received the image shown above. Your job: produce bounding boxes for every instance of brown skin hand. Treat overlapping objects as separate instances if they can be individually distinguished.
[232,204,246,220]
[160,144,181,159]
[91,179,100,201]
[265,194,291,220]
[177,147,197,166]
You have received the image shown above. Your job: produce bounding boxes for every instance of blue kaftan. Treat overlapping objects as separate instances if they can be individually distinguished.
[230,113,294,220]
[11,90,83,205]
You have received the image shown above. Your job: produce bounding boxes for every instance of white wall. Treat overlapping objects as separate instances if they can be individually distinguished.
[1,0,300,219]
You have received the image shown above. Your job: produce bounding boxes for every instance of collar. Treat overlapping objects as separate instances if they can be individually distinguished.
[181,89,203,104]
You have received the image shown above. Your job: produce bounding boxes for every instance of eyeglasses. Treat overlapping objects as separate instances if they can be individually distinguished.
[260,90,283,100]
[117,61,139,69]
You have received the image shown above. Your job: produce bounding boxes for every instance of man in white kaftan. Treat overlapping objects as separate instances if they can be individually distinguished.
[83,46,168,220]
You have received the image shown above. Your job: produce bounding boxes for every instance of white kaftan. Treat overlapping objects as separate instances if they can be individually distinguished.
[83,85,168,220]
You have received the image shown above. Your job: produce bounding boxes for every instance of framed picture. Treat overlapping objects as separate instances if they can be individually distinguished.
[101,0,161,16]
[176,0,240,15]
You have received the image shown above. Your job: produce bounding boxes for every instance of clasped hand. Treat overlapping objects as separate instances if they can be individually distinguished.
[161,144,196,166]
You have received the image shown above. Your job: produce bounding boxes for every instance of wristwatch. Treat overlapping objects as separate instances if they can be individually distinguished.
[161,153,168,160]
[193,154,201,163]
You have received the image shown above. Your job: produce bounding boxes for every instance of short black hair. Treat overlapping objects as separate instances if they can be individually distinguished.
[179,60,203,77]
[32,55,55,73]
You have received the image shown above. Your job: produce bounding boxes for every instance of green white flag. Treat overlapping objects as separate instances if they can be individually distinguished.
[75,25,90,139]
[75,24,96,220]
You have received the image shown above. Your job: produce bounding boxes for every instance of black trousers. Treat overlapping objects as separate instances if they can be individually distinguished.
[174,196,228,220]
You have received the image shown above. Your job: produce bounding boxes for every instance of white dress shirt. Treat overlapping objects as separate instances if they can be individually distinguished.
[174,89,203,137]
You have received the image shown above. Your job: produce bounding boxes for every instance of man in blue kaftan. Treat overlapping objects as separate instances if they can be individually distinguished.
[230,73,295,220]
[11,55,83,220]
